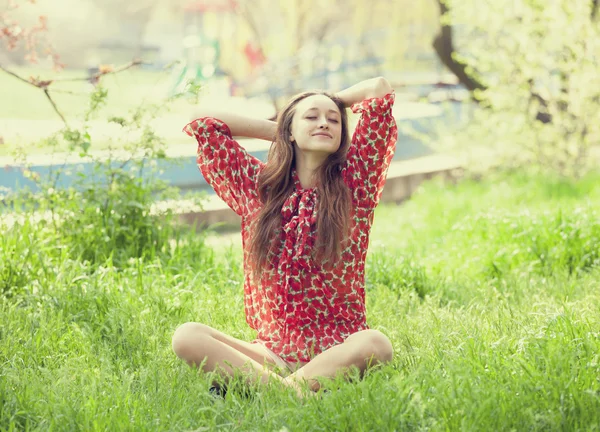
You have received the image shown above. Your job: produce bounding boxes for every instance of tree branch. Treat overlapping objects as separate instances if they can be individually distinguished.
[0,59,144,125]
[46,88,82,95]
[53,59,144,83]
[0,64,35,86]
[43,88,67,125]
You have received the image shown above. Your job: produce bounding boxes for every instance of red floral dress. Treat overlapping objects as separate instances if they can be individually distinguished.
[184,92,397,363]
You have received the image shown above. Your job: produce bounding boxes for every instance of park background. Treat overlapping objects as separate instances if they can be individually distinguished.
[1,0,600,430]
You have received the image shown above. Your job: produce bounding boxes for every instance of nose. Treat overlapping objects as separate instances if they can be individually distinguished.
[318,118,329,129]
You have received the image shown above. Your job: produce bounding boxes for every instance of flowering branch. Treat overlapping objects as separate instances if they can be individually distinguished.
[1,0,63,70]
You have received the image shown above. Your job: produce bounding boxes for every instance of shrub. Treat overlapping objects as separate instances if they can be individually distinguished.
[1,84,205,275]
[438,0,600,178]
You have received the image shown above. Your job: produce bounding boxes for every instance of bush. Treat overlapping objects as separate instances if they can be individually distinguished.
[1,84,205,276]
[50,167,176,267]
[438,0,600,178]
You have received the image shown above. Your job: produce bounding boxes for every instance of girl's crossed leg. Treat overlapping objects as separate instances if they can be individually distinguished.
[171,323,393,396]
[171,323,299,391]
[287,329,393,391]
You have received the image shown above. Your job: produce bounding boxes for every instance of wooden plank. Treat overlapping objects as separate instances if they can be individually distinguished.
[174,154,463,227]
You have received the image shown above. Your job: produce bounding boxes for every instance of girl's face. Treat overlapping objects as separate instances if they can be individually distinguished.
[289,95,343,156]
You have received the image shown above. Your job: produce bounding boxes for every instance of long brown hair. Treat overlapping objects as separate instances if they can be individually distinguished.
[249,91,352,275]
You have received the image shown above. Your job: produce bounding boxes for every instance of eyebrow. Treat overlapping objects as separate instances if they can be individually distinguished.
[303,107,340,115]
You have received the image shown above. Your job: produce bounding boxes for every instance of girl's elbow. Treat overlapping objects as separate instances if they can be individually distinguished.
[365,77,392,99]
[374,77,392,98]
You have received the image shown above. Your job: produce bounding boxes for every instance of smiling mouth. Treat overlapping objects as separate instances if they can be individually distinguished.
[313,133,332,138]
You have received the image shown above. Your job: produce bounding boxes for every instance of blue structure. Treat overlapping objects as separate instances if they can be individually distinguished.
[0,98,469,194]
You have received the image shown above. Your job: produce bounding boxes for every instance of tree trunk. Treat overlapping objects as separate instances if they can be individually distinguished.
[431,0,485,93]
[432,0,553,123]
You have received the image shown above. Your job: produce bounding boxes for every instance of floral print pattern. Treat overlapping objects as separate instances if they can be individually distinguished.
[183,92,397,363]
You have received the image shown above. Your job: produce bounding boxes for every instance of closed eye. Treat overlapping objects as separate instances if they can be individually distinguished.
[329,119,339,123]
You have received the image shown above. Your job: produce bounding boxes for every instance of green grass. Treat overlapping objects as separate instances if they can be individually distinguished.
[2,171,600,431]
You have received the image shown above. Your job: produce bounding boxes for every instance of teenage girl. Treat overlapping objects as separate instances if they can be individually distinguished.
[172,77,398,397]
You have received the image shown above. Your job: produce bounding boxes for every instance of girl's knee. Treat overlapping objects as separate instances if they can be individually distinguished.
[361,329,394,364]
[171,322,212,359]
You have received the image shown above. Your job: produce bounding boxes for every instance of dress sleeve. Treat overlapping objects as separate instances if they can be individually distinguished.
[343,92,398,209]
[183,117,264,216]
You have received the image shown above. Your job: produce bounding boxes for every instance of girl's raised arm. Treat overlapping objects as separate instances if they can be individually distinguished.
[335,77,393,108]
[184,112,274,217]
[190,109,277,141]
[337,77,398,209]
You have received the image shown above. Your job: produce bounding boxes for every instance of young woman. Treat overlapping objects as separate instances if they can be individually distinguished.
[172,77,398,397]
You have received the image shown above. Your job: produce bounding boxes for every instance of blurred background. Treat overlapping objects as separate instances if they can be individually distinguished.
[1,0,599,183]
[1,0,444,94]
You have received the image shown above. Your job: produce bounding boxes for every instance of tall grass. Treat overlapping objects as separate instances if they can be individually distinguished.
[1,171,600,431]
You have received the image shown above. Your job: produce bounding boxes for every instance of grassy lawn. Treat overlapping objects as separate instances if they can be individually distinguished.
[1,171,600,431]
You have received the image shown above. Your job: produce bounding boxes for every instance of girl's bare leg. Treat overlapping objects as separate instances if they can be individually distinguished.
[171,322,308,395]
[286,329,393,391]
